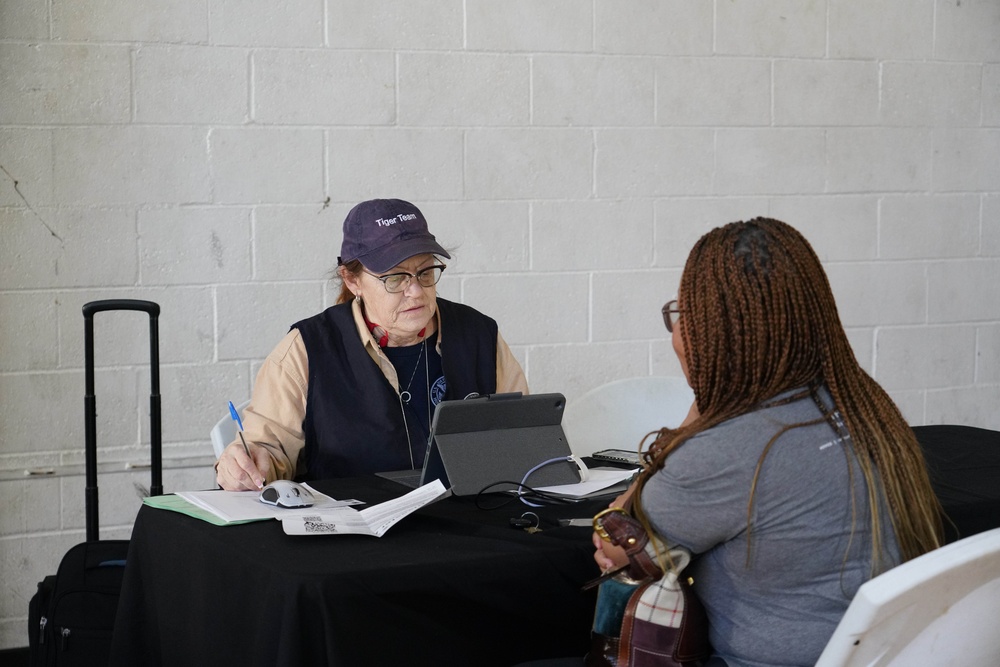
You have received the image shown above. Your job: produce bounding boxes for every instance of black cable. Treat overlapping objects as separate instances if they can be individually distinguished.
[473,480,581,510]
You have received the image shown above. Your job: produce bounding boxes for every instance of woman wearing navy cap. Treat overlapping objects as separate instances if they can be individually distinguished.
[215,198,527,490]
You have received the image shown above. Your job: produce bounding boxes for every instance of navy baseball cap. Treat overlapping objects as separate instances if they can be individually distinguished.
[337,198,450,273]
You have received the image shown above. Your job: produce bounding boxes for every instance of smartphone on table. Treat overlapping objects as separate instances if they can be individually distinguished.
[590,448,643,466]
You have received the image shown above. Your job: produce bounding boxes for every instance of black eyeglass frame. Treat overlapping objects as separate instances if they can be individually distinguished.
[363,264,447,294]
[661,299,682,333]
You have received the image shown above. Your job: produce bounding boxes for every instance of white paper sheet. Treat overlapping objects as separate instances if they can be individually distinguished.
[532,467,639,498]
[174,484,361,523]
[280,479,450,537]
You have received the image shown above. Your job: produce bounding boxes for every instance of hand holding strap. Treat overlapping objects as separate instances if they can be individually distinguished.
[592,507,664,581]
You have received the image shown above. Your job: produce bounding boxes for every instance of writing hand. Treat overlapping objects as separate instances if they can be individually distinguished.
[215,441,272,491]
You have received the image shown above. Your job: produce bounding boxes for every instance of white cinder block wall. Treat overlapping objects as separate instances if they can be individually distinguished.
[1,0,998,650]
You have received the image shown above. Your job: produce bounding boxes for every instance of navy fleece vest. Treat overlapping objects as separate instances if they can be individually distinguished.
[292,298,498,480]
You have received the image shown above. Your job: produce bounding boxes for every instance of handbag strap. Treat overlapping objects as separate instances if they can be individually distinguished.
[593,508,664,581]
[616,577,650,665]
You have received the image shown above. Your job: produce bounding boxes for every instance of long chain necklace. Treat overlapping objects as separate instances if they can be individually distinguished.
[399,341,426,404]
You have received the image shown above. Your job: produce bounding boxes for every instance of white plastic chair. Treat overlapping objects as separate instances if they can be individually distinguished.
[210,399,249,459]
[562,376,695,458]
[815,526,1000,666]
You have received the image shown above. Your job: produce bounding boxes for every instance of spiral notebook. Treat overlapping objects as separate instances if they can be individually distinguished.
[377,392,582,496]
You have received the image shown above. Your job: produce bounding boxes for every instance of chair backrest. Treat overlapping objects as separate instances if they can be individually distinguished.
[562,376,694,457]
[210,399,249,459]
[814,526,1000,667]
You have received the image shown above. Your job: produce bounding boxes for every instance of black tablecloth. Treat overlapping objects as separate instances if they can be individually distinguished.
[109,476,605,667]
[914,425,1000,543]
[110,426,999,667]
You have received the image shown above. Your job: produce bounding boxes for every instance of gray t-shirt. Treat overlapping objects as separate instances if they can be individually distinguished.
[641,386,899,667]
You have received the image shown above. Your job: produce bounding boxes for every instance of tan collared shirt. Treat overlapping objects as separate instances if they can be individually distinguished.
[231,299,528,481]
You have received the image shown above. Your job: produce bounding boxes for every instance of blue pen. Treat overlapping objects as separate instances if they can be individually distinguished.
[228,401,245,432]
[229,401,251,458]
[229,401,289,472]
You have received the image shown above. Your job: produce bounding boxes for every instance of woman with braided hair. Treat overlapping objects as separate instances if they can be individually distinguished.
[592,218,943,667]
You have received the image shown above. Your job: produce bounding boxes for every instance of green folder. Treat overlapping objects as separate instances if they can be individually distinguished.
[142,493,265,526]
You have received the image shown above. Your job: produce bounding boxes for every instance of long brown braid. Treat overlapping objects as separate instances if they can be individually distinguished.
[632,218,943,566]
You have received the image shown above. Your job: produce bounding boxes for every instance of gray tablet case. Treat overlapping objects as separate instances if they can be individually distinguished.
[423,392,580,496]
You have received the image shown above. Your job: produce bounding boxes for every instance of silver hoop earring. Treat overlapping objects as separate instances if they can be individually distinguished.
[354,293,361,302]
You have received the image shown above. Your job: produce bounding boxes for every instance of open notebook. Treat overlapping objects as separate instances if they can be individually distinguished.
[377,392,583,496]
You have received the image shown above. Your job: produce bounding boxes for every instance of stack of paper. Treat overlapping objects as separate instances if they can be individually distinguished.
[143,483,359,526]
[281,480,450,537]
[533,467,639,499]
[145,479,450,537]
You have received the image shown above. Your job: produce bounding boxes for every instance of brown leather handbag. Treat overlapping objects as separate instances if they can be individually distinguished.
[584,508,711,667]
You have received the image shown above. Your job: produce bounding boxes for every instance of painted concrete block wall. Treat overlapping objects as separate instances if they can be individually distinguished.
[1,0,998,650]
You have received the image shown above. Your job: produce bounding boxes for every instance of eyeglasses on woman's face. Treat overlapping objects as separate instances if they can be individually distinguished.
[364,264,446,294]
[661,299,682,333]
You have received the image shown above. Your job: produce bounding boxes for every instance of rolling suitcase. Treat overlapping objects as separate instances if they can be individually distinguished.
[28,299,163,666]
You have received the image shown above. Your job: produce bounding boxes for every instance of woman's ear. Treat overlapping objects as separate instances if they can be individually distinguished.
[340,265,361,297]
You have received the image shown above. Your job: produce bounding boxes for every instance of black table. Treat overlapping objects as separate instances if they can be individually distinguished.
[109,476,605,667]
[109,427,999,667]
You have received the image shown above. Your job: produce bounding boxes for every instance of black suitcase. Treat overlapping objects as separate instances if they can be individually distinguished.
[28,299,164,666]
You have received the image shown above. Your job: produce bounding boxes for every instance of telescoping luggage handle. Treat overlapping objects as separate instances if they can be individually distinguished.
[82,299,163,542]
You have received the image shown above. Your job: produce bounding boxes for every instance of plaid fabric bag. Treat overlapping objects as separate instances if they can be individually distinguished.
[585,510,710,667]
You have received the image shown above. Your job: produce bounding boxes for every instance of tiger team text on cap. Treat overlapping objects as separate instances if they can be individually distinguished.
[338,198,451,274]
